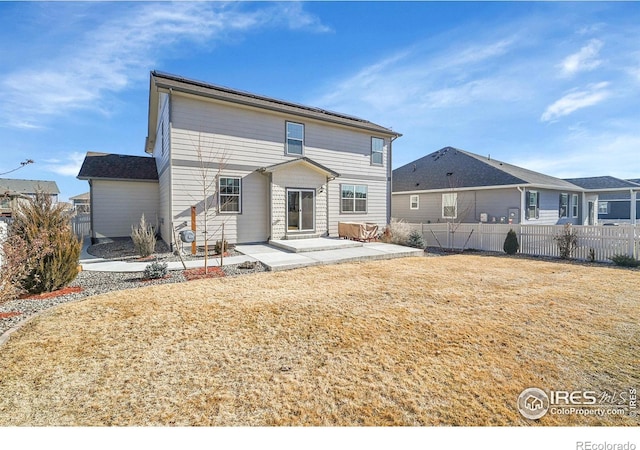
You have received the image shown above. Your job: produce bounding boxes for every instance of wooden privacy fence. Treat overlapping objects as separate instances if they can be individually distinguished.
[408,222,639,263]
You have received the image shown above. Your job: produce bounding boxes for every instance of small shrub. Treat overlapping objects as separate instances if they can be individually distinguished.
[214,239,228,255]
[379,219,412,245]
[0,235,32,303]
[609,254,640,268]
[131,214,156,258]
[503,229,519,255]
[406,230,425,249]
[554,223,578,259]
[143,261,168,279]
[9,192,81,294]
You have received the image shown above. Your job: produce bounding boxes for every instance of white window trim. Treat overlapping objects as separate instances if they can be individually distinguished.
[285,121,304,156]
[410,195,419,210]
[559,193,569,218]
[218,176,242,214]
[442,193,457,219]
[527,190,539,220]
[340,184,368,214]
[371,137,384,166]
[571,194,579,218]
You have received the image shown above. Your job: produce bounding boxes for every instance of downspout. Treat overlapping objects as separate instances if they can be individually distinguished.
[630,188,637,226]
[89,179,95,244]
[517,186,525,224]
[387,135,398,225]
[168,87,174,251]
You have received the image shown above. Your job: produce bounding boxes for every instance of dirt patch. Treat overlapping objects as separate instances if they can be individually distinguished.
[0,312,21,319]
[182,266,226,281]
[0,255,637,426]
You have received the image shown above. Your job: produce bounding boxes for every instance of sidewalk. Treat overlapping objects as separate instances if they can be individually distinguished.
[80,238,424,273]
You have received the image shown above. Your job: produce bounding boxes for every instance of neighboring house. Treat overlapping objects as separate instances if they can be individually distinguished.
[77,152,159,243]
[565,176,640,224]
[392,147,585,225]
[80,71,400,247]
[0,178,60,217]
[69,192,91,214]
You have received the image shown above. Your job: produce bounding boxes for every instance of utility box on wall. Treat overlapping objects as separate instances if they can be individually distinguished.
[508,208,520,224]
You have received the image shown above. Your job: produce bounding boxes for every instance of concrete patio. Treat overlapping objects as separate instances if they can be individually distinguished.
[80,238,424,272]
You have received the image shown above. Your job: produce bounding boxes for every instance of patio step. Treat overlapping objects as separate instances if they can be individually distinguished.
[268,237,363,253]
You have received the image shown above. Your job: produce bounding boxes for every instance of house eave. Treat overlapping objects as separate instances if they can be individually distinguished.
[392,183,586,195]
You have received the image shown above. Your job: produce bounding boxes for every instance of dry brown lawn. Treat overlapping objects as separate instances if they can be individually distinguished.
[0,255,638,426]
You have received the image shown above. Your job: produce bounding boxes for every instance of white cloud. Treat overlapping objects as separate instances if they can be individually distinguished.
[514,133,640,178]
[540,82,610,122]
[559,39,603,77]
[44,152,87,177]
[0,2,329,129]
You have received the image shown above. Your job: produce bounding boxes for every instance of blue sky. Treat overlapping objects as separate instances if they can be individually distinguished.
[1,1,639,201]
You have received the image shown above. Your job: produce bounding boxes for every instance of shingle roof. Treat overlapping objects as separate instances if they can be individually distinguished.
[393,147,577,192]
[259,157,340,178]
[627,178,640,185]
[148,71,400,144]
[69,192,90,201]
[564,176,640,190]
[77,152,158,181]
[0,178,60,195]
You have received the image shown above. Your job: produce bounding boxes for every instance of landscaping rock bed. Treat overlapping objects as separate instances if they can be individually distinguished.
[1,239,266,338]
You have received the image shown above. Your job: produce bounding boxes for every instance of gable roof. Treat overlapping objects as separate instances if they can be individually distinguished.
[77,152,158,181]
[564,176,640,191]
[0,178,60,195]
[147,71,400,153]
[393,147,577,193]
[258,157,340,178]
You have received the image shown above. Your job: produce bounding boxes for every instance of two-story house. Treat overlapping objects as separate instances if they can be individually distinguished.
[79,71,400,247]
[0,178,60,218]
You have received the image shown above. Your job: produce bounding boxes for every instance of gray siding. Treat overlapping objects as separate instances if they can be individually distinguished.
[92,180,159,239]
[392,188,520,224]
[152,93,172,242]
[167,94,391,243]
[524,189,582,225]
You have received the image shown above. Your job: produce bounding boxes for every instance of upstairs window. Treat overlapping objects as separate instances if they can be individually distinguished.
[219,177,241,213]
[286,122,304,155]
[571,194,579,218]
[371,137,384,165]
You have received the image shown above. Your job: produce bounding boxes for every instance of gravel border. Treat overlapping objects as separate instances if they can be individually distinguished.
[0,261,267,340]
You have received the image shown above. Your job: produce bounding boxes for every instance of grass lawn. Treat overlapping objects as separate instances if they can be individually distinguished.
[0,255,637,426]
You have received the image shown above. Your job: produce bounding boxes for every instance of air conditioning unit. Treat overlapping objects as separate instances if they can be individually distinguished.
[479,213,488,223]
[179,230,195,243]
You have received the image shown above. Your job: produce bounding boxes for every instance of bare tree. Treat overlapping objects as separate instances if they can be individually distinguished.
[187,132,231,274]
[442,172,474,250]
